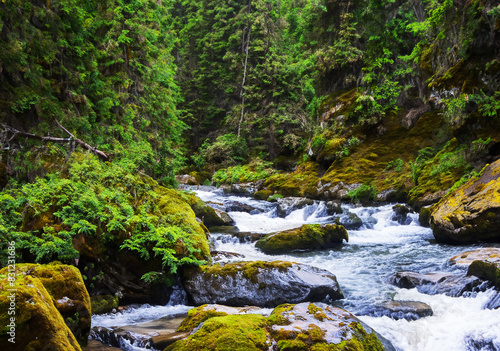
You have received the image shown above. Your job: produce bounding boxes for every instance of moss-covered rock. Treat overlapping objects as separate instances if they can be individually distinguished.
[255,224,348,254]
[430,159,500,244]
[0,262,91,346]
[186,192,230,228]
[90,295,119,315]
[182,261,343,307]
[269,303,387,351]
[0,271,82,351]
[167,302,392,351]
[457,250,500,288]
[166,313,269,351]
[254,189,273,200]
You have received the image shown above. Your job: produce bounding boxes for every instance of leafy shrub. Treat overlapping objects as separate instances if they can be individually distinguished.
[348,184,377,202]
[212,159,275,185]
[197,133,248,168]
[0,153,207,276]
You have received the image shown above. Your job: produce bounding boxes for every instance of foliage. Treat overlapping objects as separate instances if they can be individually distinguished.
[0,0,186,184]
[0,153,207,274]
[385,158,405,173]
[212,159,275,185]
[196,133,249,169]
[348,184,377,202]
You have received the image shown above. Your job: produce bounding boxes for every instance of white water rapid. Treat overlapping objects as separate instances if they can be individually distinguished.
[91,186,500,351]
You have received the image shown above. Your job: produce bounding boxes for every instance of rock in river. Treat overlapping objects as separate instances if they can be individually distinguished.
[430,159,500,244]
[370,300,433,321]
[255,224,348,254]
[182,261,343,307]
[166,302,394,351]
[389,271,486,297]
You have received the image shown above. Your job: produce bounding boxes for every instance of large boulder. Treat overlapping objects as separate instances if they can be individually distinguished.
[182,261,343,307]
[166,303,393,351]
[0,268,83,351]
[430,159,500,244]
[389,271,486,297]
[255,224,348,254]
[0,262,91,346]
[267,303,391,351]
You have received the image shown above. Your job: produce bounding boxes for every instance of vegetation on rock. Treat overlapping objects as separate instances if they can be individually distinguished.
[255,224,348,254]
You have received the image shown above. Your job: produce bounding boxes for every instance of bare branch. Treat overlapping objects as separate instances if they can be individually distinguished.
[1,122,109,161]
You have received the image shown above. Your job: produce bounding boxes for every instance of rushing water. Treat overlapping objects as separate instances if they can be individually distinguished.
[92,186,500,351]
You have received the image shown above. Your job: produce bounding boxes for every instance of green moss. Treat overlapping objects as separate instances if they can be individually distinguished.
[409,138,471,205]
[265,162,320,197]
[0,274,82,351]
[277,340,308,351]
[254,189,273,200]
[198,261,293,284]
[467,260,500,288]
[185,192,227,228]
[167,314,269,351]
[0,263,91,346]
[267,304,295,326]
[90,295,119,315]
[176,305,229,332]
[255,224,348,254]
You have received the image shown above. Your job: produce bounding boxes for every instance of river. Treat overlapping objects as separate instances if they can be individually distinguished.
[91,186,500,351]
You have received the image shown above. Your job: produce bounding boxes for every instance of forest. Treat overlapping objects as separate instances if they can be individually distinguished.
[1,0,500,350]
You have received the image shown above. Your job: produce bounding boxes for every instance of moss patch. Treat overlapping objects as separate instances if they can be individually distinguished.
[91,295,119,315]
[0,274,82,351]
[255,224,348,254]
[0,262,91,346]
[166,314,269,351]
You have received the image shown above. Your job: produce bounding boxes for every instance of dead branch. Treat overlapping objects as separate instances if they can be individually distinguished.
[1,121,109,161]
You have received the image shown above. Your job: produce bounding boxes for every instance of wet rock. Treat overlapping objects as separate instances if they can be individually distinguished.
[450,248,500,268]
[254,189,273,200]
[221,182,257,196]
[325,200,343,215]
[389,271,486,297]
[233,231,267,243]
[419,205,433,227]
[255,224,348,254]
[167,303,393,351]
[187,194,230,228]
[340,212,363,230]
[371,300,433,321]
[91,315,188,350]
[268,303,393,351]
[392,204,411,225]
[376,188,399,202]
[214,209,235,225]
[276,196,314,217]
[175,174,198,185]
[467,259,500,288]
[430,158,500,244]
[225,201,261,213]
[211,251,245,263]
[86,340,122,351]
[182,261,344,307]
[0,272,82,351]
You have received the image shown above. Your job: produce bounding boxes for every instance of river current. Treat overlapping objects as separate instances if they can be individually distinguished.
[92,186,500,351]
